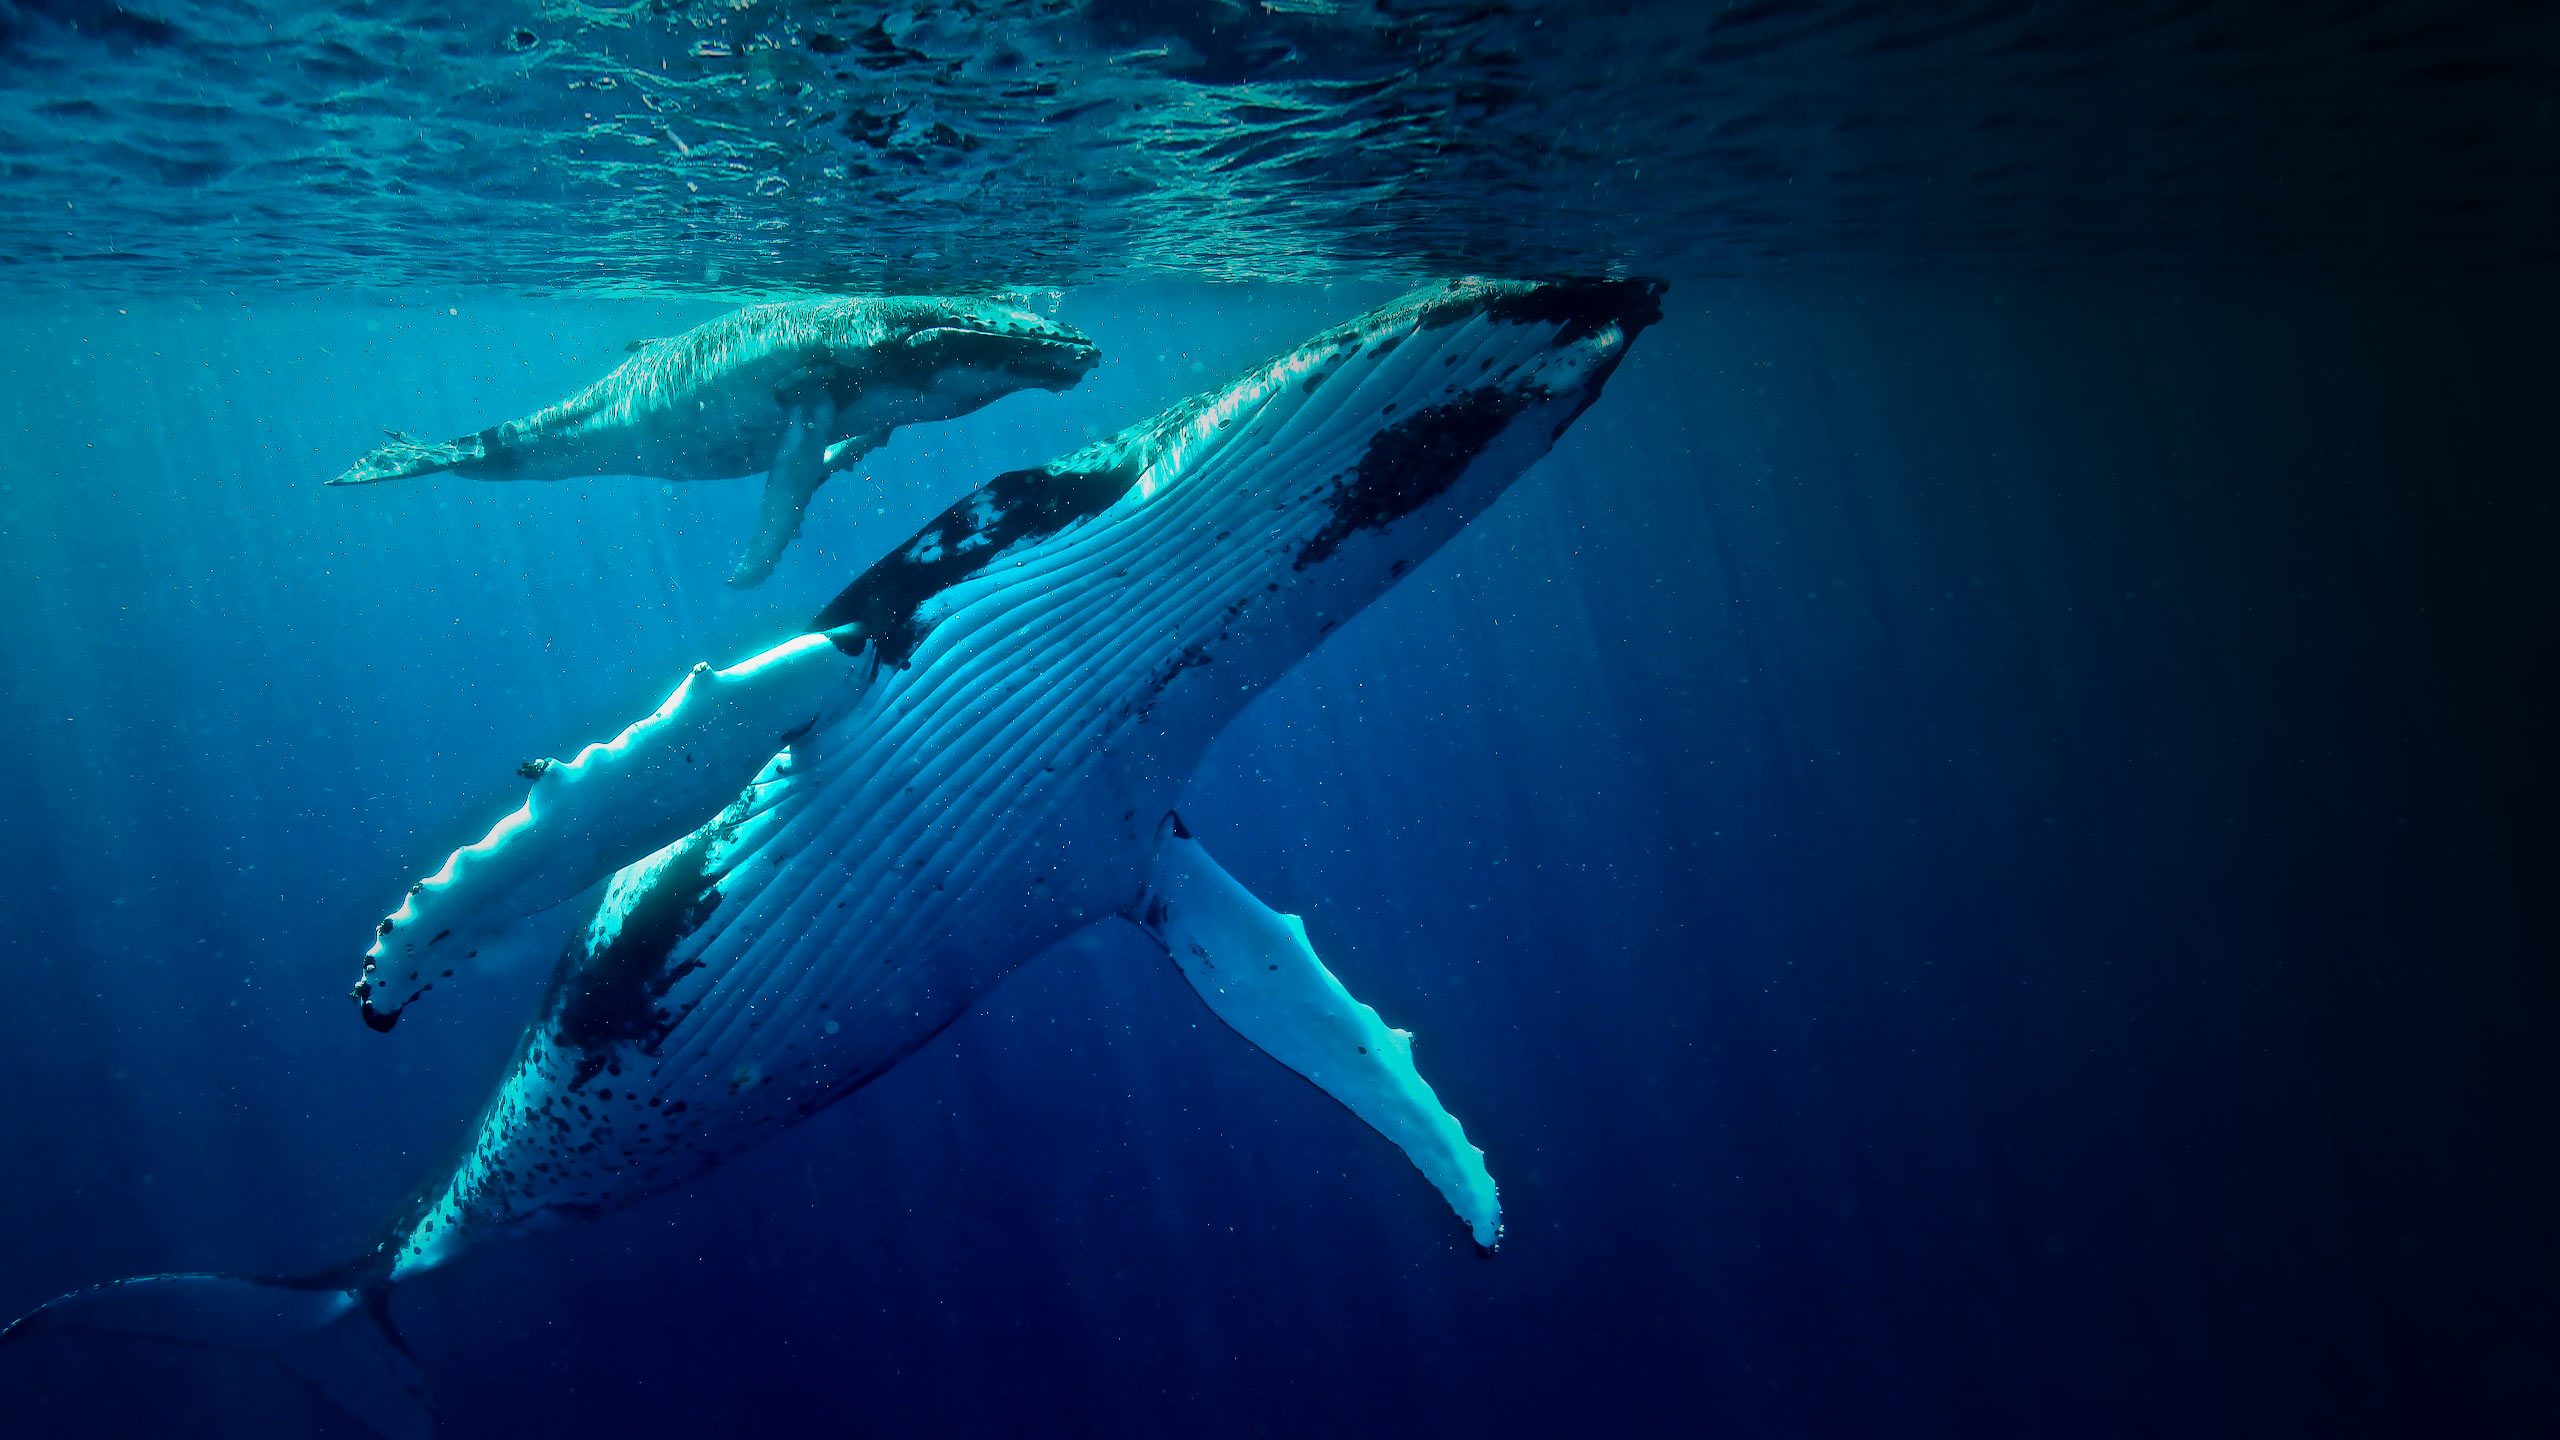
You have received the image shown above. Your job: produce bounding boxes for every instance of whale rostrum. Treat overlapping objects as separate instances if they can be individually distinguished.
[5,278,1663,1435]
[327,295,1102,587]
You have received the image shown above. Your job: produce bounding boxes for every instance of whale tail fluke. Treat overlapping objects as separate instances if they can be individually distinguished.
[329,430,477,486]
[1,1268,438,1439]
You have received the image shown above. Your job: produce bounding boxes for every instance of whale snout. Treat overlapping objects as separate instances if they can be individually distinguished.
[1007,332,1103,390]
[904,312,1102,392]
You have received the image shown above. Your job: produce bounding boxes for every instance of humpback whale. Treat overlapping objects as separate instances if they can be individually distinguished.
[328,295,1102,587]
[3,277,1662,1435]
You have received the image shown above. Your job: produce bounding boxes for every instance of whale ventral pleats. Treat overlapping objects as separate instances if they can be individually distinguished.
[1295,386,1536,572]
[550,830,726,1093]
[808,456,1141,667]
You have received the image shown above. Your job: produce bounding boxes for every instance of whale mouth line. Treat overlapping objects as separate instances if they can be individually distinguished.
[905,325,1102,389]
[910,325,1097,356]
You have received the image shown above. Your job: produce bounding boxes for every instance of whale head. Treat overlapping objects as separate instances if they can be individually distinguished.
[867,296,1102,398]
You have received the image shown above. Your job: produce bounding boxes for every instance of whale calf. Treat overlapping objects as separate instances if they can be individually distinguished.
[5,277,1663,1435]
[329,295,1102,587]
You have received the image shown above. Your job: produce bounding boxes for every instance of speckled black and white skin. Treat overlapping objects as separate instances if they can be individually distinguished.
[327,295,1101,587]
[2,280,1661,1423]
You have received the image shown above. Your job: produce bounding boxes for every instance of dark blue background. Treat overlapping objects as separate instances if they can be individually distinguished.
[0,279,2550,1437]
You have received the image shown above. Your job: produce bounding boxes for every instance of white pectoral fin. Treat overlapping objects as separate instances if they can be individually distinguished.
[356,632,866,1030]
[820,429,886,470]
[1135,817,1502,1251]
[730,393,844,589]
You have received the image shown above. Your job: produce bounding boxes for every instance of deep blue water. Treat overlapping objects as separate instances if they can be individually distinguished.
[1,277,2551,1437]
[2,1,2557,1436]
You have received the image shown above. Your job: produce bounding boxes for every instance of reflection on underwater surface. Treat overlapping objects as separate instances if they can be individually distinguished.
[0,278,2551,1436]
[0,0,2554,289]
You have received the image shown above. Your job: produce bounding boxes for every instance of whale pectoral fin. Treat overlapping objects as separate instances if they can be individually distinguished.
[356,632,869,1032]
[1130,816,1503,1251]
[821,430,886,471]
[329,430,475,486]
[730,395,843,589]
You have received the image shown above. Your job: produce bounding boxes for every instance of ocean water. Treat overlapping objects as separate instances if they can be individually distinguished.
[2,6,2555,1440]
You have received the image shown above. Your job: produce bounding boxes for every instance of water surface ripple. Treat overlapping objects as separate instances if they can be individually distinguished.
[2,0,2553,291]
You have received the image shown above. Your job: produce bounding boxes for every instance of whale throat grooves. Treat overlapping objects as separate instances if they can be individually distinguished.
[808,457,1139,668]
[552,830,725,1093]
[1295,385,1535,571]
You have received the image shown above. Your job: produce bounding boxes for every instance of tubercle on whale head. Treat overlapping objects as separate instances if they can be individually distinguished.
[1012,335,1105,391]
[1458,275,1667,346]
[887,298,1102,393]
[906,328,1101,392]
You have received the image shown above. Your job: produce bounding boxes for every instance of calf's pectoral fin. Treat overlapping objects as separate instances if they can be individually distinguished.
[1127,814,1503,1251]
[328,429,478,486]
[729,391,850,590]
[822,430,887,470]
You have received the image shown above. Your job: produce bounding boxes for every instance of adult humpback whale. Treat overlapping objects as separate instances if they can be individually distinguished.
[3,277,1663,1434]
[327,295,1102,587]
